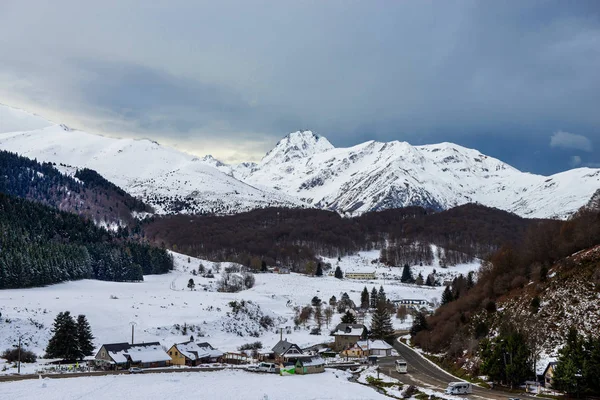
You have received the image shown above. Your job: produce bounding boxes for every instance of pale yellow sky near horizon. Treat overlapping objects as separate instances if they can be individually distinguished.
[0,94,277,164]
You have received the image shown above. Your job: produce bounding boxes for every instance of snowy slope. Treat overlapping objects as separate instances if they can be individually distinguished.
[238,131,600,219]
[0,104,597,218]
[0,251,445,365]
[0,103,53,133]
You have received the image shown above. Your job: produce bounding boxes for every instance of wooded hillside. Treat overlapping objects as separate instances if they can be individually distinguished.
[0,150,152,226]
[0,193,173,289]
[142,204,536,271]
[411,208,600,366]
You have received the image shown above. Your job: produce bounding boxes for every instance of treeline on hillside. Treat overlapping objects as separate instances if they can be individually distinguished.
[0,193,173,289]
[411,208,600,355]
[74,168,150,213]
[142,204,534,271]
[0,150,151,226]
[380,242,474,267]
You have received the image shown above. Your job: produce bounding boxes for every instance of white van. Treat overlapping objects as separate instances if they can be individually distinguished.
[445,382,472,395]
[395,359,408,373]
[257,362,277,373]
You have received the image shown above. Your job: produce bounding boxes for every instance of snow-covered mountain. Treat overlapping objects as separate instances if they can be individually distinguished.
[0,103,598,219]
[0,105,300,215]
[236,131,600,219]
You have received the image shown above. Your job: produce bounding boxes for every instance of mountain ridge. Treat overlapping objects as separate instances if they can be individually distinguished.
[0,104,597,219]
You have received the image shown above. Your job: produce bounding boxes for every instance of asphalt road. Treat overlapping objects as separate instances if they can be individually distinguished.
[377,338,538,400]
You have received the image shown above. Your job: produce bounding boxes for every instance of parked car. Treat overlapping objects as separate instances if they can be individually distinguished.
[245,364,260,372]
[128,367,143,374]
[257,362,277,373]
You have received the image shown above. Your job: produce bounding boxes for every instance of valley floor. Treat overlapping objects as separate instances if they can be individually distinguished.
[0,251,479,377]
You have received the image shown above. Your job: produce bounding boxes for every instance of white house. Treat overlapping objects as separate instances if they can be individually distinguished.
[357,340,393,357]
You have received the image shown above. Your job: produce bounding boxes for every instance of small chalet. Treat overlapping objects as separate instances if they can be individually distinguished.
[167,341,224,366]
[340,342,366,358]
[272,339,303,362]
[340,339,393,358]
[95,342,171,369]
[543,362,558,387]
[332,323,367,351]
[295,356,325,374]
[357,340,393,357]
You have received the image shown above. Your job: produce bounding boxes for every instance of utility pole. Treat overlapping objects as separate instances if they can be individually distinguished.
[17,336,21,374]
[130,322,137,344]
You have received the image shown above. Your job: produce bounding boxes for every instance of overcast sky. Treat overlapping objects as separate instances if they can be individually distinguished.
[0,1,598,173]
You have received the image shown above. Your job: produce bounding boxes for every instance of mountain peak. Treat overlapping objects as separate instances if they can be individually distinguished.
[260,130,334,165]
[200,154,226,167]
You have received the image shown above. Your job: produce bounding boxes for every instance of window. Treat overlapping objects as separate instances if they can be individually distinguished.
[169,351,172,356]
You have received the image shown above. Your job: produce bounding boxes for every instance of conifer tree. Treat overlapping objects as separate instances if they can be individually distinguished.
[441,286,454,305]
[45,311,80,360]
[187,278,195,290]
[400,264,414,283]
[334,266,343,279]
[466,271,474,289]
[315,262,323,276]
[360,286,370,309]
[480,330,532,388]
[553,327,586,394]
[341,310,357,324]
[76,314,95,358]
[370,300,394,340]
[425,274,435,286]
[410,311,429,337]
[378,286,387,303]
[370,287,379,309]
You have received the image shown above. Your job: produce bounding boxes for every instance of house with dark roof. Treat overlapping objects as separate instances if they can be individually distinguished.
[271,339,303,362]
[331,323,367,351]
[167,341,224,366]
[95,342,171,369]
[543,361,558,387]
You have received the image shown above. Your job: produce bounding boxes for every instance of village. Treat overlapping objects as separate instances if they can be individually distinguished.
[90,321,395,375]
[0,251,563,398]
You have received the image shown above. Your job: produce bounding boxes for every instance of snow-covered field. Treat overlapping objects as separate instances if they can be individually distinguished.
[0,369,389,400]
[0,251,480,376]
[322,248,480,287]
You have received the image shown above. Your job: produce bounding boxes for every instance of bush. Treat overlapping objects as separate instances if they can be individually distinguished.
[238,341,263,351]
[218,272,243,292]
[402,385,418,399]
[259,315,273,329]
[225,265,241,273]
[1,348,37,363]
[243,272,255,289]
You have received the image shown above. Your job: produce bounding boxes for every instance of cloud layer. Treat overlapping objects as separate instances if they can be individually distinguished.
[550,131,593,152]
[0,1,598,173]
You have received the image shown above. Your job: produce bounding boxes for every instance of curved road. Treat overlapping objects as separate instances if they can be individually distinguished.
[377,338,538,400]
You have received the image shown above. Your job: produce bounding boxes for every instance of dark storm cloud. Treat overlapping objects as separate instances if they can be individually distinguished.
[0,0,598,172]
